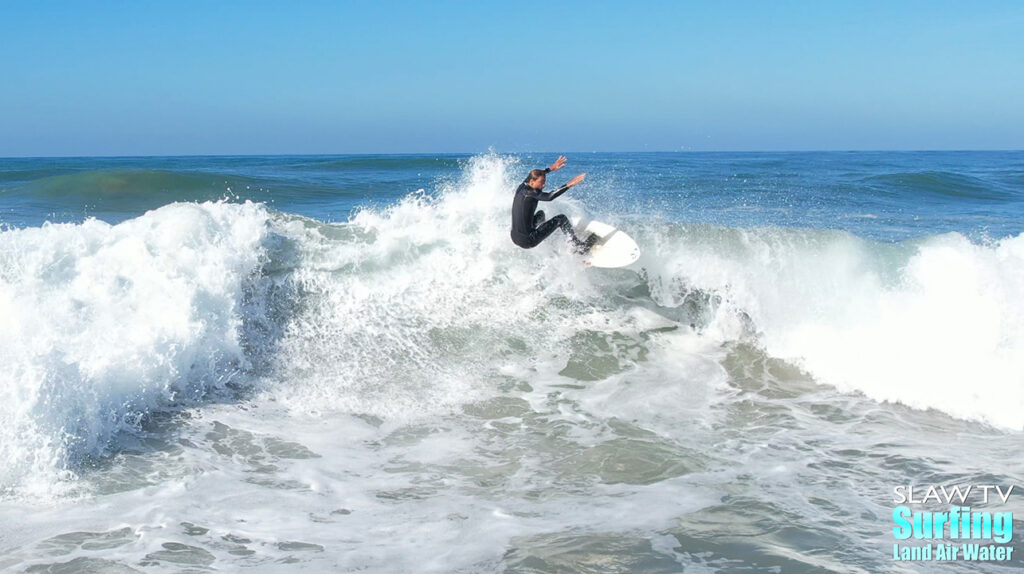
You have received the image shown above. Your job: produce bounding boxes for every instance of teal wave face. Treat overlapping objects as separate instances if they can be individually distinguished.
[1,169,264,224]
[19,169,250,198]
[861,171,1018,201]
[0,155,465,228]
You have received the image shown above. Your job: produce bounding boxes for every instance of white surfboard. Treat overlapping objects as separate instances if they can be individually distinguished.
[571,218,641,268]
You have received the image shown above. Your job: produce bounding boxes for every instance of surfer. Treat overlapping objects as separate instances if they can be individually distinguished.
[510,156,595,252]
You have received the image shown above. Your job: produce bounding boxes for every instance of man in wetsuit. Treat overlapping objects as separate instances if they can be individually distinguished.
[510,155,595,252]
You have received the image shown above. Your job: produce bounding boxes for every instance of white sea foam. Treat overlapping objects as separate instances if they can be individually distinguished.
[263,153,600,418]
[641,224,1024,429]
[2,152,1022,502]
[270,153,1024,430]
[0,201,270,494]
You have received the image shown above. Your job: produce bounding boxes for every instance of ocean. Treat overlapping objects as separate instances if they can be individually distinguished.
[0,151,1022,573]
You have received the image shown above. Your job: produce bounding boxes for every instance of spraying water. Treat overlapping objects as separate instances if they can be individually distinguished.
[1,152,1022,572]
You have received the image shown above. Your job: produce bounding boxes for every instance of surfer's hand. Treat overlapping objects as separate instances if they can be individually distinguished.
[567,173,586,187]
[548,156,567,171]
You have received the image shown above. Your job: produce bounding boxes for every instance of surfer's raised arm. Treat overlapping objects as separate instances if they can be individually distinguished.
[531,173,586,201]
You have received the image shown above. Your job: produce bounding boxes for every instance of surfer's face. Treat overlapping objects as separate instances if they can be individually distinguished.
[529,175,545,190]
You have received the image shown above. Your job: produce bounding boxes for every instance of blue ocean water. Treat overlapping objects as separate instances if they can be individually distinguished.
[3,152,1022,240]
[1,152,1022,573]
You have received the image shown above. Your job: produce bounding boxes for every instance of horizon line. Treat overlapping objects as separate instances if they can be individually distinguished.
[2,148,1023,160]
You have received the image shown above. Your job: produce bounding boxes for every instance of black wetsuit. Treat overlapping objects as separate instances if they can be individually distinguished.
[510,168,592,251]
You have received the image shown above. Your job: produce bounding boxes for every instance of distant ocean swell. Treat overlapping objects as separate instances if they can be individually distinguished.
[1,154,1022,496]
[861,171,1019,200]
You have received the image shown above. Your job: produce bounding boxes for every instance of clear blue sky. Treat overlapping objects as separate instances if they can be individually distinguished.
[2,1,1022,156]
